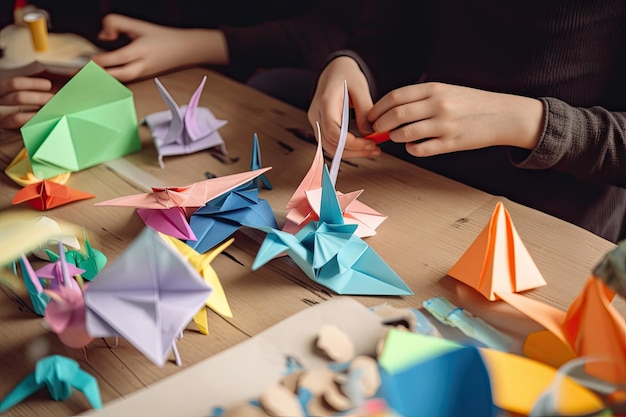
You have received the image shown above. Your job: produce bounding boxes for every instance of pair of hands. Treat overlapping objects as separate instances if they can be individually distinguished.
[308,57,544,159]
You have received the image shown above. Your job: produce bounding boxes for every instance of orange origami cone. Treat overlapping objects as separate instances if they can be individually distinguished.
[448,202,546,300]
[12,180,95,210]
[562,277,626,385]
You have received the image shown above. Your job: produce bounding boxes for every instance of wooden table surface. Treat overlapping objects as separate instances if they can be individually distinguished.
[0,67,623,417]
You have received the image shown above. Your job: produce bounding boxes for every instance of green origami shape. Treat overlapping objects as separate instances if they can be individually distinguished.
[20,61,141,179]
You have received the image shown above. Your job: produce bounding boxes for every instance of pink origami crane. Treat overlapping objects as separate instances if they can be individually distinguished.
[94,167,271,240]
[33,243,92,349]
[284,83,386,238]
[145,76,228,168]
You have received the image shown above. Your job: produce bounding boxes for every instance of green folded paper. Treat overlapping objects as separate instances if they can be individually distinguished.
[20,61,141,179]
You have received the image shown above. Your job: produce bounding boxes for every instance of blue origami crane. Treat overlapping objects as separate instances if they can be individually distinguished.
[187,134,277,254]
[252,165,412,296]
[0,355,102,413]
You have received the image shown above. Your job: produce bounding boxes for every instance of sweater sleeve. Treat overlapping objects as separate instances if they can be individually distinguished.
[512,97,626,187]
[220,1,357,79]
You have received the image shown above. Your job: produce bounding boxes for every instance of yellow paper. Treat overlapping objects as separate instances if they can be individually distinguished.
[160,234,234,335]
[481,348,604,416]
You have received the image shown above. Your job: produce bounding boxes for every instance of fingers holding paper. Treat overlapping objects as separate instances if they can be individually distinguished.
[307,57,381,159]
[368,82,545,157]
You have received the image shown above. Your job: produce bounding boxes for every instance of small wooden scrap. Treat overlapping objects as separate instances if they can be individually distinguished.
[260,384,304,417]
[316,324,355,363]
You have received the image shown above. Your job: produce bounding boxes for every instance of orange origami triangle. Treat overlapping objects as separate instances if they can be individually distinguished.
[448,202,546,300]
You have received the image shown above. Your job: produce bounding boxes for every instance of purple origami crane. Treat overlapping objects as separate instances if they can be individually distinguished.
[145,76,228,168]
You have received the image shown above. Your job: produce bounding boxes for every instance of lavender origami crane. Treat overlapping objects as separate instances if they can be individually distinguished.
[84,227,212,367]
[187,134,277,253]
[145,76,228,168]
[252,165,412,296]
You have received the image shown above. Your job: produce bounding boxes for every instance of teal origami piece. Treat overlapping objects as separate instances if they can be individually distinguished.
[252,165,412,296]
[44,232,107,281]
[247,133,272,191]
[20,61,141,179]
[0,355,102,413]
[18,254,49,316]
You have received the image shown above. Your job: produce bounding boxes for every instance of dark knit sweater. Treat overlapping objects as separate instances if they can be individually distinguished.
[336,0,626,242]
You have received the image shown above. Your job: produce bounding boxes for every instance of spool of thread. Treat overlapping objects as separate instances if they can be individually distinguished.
[23,11,49,52]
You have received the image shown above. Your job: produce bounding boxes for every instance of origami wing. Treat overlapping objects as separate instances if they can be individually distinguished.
[316,237,413,295]
[137,207,197,240]
[95,167,271,210]
[19,254,49,316]
[84,227,212,367]
[147,76,228,168]
[188,188,278,253]
[153,77,185,146]
[12,180,95,210]
[161,235,234,335]
[245,133,272,191]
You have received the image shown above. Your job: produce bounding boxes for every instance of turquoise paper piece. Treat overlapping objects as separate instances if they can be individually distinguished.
[252,165,412,296]
[45,237,107,281]
[423,296,513,351]
[0,355,102,412]
[378,330,496,417]
[18,254,49,316]
[20,61,141,179]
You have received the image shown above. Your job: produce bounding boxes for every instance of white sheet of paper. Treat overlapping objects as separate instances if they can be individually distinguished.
[86,297,384,416]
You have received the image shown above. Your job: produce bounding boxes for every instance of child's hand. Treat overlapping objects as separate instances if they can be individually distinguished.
[368,82,544,157]
[307,57,381,158]
[0,76,53,129]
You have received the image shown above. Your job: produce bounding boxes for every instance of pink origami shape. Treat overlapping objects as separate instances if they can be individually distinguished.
[34,245,92,349]
[145,76,228,168]
[447,201,546,301]
[94,167,271,240]
[284,113,386,237]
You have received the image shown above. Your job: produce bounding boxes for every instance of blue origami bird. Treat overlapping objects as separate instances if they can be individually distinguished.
[187,133,277,253]
[252,165,413,296]
[0,355,102,413]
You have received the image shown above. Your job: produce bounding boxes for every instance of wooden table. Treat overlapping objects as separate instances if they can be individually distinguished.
[0,67,623,417]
